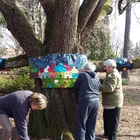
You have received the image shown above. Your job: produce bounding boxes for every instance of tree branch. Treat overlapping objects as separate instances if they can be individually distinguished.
[5,54,29,69]
[80,0,106,46]
[0,0,43,57]
[118,0,139,14]
[78,0,100,34]
[39,0,54,46]
[39,0,54,16]
[82,0,106,34]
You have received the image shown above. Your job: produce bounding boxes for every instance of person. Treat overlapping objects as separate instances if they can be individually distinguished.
[73,62,101,140]
[0,90,47,140]
[99,59,124,140]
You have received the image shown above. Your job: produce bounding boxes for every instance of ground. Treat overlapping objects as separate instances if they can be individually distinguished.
[0,69,140,140]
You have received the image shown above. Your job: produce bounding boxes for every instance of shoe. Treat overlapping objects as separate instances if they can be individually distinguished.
[99,134,108,139]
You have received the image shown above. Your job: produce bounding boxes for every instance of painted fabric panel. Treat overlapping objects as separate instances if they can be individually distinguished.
[29,53,88,88]
[0,58,5,71]
[113,58,133,71]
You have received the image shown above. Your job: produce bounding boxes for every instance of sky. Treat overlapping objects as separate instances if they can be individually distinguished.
[129,3,140,43]
[109,2,140,45]
[1,28,15,47]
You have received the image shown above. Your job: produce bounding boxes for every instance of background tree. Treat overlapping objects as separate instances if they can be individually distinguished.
[122,0,132,78]
[0,27,7,57]
[85,17,115,60]
[129,41,140,58]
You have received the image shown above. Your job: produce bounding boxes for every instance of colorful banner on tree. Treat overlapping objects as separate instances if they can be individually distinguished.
[0,58,5,71]
[29,53,88,88]
[113,58,133,71]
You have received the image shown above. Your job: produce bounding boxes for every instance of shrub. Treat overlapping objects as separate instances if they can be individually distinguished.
[122,78,130,85]
[0,74,35,93]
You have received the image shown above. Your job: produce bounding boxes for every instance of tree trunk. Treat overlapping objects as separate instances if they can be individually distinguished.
[122,0,131,78]
[28,77,77,139]
[29,0,79,139]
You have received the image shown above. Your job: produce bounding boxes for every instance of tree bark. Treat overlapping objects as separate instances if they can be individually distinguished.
[78,0,100,34]
[81,0,106,46]
[122,0,131,78]
[49,0,79,54]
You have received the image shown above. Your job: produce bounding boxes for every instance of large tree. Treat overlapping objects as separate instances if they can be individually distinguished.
[0,0,140,139]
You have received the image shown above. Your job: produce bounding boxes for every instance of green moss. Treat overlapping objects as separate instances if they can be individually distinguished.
[46,126,62,140]
[6,54,28,62]
[46,127,74,140]
[98,0,113,21]
[63,132,74,140]
[122,78,130,85]
[132,57,140,69]
[28,110,48,138]
[0,12,7,26]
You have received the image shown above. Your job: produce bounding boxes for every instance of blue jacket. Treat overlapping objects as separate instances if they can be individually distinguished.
[73,71,100,103]
[0,90,33,140]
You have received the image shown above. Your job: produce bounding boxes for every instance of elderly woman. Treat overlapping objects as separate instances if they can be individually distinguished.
[99,59,124,140]
[73,62,101,140]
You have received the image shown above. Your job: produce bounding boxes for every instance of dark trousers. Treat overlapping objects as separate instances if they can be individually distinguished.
[75,99,99,140]
[103,107,121,140]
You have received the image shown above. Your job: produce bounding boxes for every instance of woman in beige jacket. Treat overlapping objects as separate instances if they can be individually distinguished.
[99,59,124,140]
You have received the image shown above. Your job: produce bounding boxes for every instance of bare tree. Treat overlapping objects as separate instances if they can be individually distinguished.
[122,0,132,78]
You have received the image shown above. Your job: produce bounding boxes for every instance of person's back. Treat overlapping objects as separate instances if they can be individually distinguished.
[0,90,47,140]
[74,62,100,140]
[74,71,100,102]
[0,90,32,117]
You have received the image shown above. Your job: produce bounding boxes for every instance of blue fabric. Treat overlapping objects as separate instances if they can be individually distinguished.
[0,58,5,71]
[29,53,88,79]
[54,63,67,72]
[64,54,75,67]
[56,53,68,65]
[113,58,133,71]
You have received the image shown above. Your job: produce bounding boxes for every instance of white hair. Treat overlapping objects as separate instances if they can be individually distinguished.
[103,59,117,68]
[83,62,96,72]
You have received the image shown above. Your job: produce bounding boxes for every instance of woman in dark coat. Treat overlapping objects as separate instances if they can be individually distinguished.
[73,62,100,140]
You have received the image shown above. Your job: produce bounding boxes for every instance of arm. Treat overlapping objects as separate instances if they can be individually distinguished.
[99,78,104,84]
[73,73,84,93]
[13,109,30,140]
[100,74,118,93]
